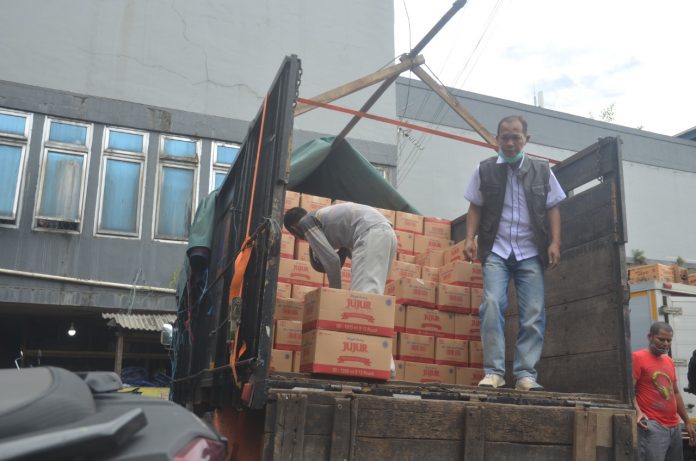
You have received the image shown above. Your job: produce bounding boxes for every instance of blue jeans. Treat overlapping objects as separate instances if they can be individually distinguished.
[480,253,545,379]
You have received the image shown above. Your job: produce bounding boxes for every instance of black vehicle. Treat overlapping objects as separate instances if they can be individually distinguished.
[0,366,226,461]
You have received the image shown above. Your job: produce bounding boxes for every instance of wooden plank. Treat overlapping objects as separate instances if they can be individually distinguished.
[552,137,618,192]
[266,392,336,436]
[573,410,597,461]
[534,351,624,397]
[484,442,572,460]
[272,393,308,460]
[353,438,463,461]
[545,236,617,307]
[355,398,467,439]
[482,405,574,444]
[294,55,425,116]
[302,435,331,460]
[329,397,352,461]
[612,413,635,461]
[559,181,616,250]
[504,293,620,359]
[464,406,484,461]
[411,66,497,146]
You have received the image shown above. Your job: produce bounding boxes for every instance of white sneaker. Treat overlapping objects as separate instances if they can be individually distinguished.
[478,373,505,388]
[515,376,544,391]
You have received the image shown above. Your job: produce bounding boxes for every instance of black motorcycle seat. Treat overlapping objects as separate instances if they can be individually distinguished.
[0,366,96,440]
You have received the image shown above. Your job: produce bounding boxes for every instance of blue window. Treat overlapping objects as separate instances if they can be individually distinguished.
[0,109,30,226]
[156,135,199,240]
[37,151,84,221]
[211,142,238,191]
[156,167,194,239]
[97,128,147,237]
[35,119,91,231]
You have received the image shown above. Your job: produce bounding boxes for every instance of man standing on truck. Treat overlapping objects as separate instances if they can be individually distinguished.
[634,321,696,460]
[284,202,397,294]
[463,115,565,391]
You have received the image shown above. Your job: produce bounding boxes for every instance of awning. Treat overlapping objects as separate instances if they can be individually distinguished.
[102,313,176,332]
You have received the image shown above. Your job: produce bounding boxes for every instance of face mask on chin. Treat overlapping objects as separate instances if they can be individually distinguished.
[498,150,524,164]
[649,342,669,356]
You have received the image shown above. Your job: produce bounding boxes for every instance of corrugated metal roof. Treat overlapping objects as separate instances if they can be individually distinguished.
[102,313,176,332]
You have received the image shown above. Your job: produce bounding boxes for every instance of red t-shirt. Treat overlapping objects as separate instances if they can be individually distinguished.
[632,348,679,427]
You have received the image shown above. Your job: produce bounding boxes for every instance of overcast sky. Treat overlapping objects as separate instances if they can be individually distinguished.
[394,0,696,137]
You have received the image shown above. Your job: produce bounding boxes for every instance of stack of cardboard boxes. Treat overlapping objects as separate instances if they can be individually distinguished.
[628,263,693,285]
[387,211,485,385]
[272,194,486,385]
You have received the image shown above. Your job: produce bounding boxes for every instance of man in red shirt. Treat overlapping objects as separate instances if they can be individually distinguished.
[634,321,696,460]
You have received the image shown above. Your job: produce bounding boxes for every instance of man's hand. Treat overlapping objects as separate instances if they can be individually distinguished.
[464,238,477,262]
[636,409,648,430]
[687,422,696,447]
[547,241,561,270]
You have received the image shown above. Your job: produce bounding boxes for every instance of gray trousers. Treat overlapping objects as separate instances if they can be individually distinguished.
[639,420,683,461]
[350,223,397,294]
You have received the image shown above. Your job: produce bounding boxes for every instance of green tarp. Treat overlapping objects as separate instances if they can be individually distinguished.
[288,137,419,214]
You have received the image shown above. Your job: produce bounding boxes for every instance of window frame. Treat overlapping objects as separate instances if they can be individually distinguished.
[94,126,149,239]
[0,107,32,228]
[210,141,240,192]
[153,134,200,242]
[33,117,92,233]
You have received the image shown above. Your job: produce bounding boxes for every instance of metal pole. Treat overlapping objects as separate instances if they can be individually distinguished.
[333,0,467,146]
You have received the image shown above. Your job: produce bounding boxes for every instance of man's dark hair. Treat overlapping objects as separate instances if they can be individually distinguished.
[649,321,673,336]
[497,115,528,135]
[283,206,307,230]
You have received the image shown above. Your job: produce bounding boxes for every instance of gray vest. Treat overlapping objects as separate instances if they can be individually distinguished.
[476,156,551,266]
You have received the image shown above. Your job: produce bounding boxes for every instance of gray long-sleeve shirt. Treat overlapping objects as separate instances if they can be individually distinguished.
[295,202,390,288]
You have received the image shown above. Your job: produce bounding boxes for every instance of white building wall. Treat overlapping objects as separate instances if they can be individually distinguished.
[0,0,396,145]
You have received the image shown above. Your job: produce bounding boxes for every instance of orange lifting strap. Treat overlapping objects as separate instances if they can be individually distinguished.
[228,96,268,387]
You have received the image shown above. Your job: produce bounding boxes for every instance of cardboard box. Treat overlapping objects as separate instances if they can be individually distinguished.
[443,241,467,265]
[394,304,407,332]
[397,253,416,264]
[274,297,304,321]
[395,332,435,363]
[416,249,445,268]
[439,261,483,287]
[454,313,481,340]
[270,349,294,372]
[385,277,437,308]
[295,240,310,262]
[421,266,440,283]
[394,360,405,381]
[284,190,301,212]
[435,338,469,366]
[436,284,470,313]
[456,367,485,386]
[388,260,421,283]
[395,230,415,255]
[340,267,352,290]
[276,282,292,299]
[469,340,483,368]
[414,235,452,256]
[279,258,323,287]
[303,287,395,337]
[300,329,392,379]
[300,193,331,212]
[470,288,483,315]
[402,362,455,384]
[404,305,455,338]
[395,211,424,234]
[377,207,396,225]
[292,284,317,301]
[673,265,688,284]
[423,217,451,240]
[689,273,696,286]
[274,320,303,351]
[628,263,674,284]
[292,351,301,373]
[281,231,295,259]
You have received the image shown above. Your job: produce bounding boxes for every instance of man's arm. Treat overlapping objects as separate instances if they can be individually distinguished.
[547,205,561,269]
[674,380,696,446]
[305,227,342,289]
[464,203,480,262]
[634,377,648,429]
